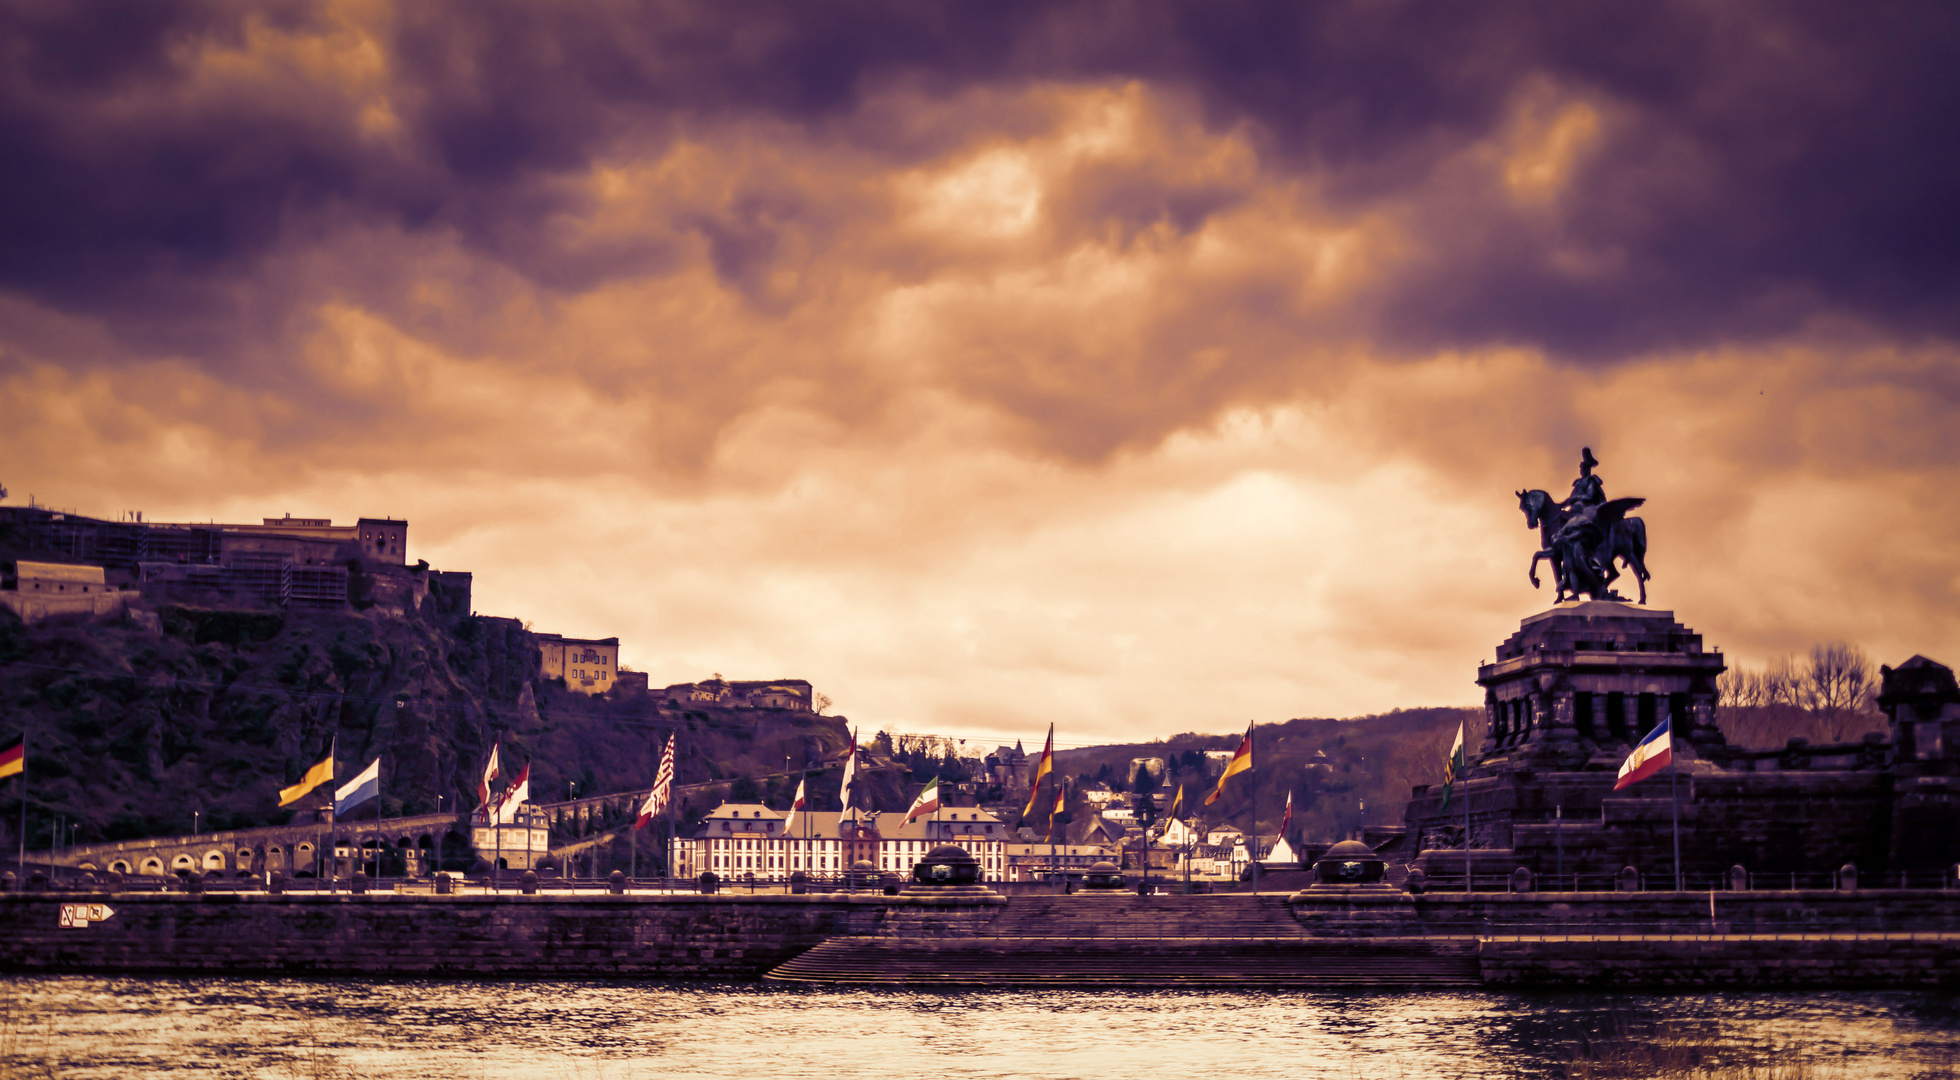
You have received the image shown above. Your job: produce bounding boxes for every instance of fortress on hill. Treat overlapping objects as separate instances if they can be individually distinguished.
[1399,451,1960,887]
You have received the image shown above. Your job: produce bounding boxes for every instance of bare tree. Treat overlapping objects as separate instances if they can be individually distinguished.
[814,692,833,715]
[1804,641,1876,742]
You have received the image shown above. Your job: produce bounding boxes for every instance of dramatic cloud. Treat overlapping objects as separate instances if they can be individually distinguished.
[3,0,1957,744]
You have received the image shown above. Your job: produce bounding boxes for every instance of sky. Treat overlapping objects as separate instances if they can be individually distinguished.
[3,1,1958,747]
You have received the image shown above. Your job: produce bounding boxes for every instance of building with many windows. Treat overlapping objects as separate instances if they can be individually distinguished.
[673,802,1008,882]
[537,634,620,695]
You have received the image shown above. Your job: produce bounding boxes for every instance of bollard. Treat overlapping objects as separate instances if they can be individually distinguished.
[1728,864,1748,892]
[1405,867,1427,895]
[520,870,539,895]
[608,870,626,896]
[435,872,453,895]
[1618,866,1640,893]
[0,871,14,893]
[350,872,370,895]
[181,872,203,895]
[268,872,286,895]
[1837,863,1858,892]
[1510,867,1534,893]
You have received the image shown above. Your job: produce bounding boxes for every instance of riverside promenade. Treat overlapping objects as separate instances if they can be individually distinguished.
[4,878,1958,987]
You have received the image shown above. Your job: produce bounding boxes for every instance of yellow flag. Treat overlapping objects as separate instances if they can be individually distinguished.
[278,753,335,807]
[1204,724,1253,806]
[1020,723,1054,821]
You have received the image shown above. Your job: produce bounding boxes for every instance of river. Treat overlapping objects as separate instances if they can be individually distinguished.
[3,977,1958,1079]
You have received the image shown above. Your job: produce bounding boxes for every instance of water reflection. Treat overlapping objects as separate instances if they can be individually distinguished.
[2,977,1956,1079]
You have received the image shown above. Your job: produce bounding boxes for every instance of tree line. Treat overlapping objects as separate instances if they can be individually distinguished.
[1716,641,1887,749]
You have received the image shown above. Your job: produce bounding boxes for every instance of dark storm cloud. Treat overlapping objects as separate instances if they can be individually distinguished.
[3,0,1957,368]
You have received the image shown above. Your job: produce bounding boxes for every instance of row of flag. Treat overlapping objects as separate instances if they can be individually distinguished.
[276,739,383,817]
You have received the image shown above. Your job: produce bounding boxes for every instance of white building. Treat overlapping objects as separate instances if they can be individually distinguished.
[470,810,551,870]
[1156,817,1202,847]
[673,803,1009,882]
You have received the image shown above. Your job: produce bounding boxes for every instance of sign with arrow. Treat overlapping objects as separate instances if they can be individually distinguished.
[57,903,115,929]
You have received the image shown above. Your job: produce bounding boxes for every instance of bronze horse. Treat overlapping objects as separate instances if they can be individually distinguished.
[1516,488,1650,604]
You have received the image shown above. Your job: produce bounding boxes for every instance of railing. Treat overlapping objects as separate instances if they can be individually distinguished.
[1416,869,1957,893]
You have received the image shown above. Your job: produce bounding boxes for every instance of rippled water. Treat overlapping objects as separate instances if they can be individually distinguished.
[4,977,1959,1079]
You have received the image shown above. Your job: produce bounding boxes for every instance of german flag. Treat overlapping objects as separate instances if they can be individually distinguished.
[0,734,21,781]
[1204,723,1253,806]
[1020,723,1054,822]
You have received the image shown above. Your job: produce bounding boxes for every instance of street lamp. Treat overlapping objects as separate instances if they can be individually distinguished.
[434,796,446,877]
[193,810,201,836]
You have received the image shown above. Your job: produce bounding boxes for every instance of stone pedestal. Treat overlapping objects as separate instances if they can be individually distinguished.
[1478,601,1726,771]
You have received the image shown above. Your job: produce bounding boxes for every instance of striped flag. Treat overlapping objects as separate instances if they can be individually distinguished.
[1204,723,1253,806]
[1614,716,1674,790]
[333,757,380,816]
[1166,783,1182,822]
[1020,723,1054,821]
[0,734,23,781]
[1279,789,1293,838]
[278,743,334,807]
[904,777,941,824]
[636,736,676,830]
[1440,720,1466,811]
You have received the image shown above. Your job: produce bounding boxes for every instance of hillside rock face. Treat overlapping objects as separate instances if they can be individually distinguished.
[0,602,852,849]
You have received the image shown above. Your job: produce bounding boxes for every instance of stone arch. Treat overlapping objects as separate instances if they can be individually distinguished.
[140,857,165,876]
[110,860,131,874]
[237,847,255,869]
[171,854,196,875]
[203,850,227,871]
[268,846,285,870]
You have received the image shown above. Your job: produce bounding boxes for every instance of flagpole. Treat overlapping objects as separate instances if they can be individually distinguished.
[1671,747,1684,892]
[1463,760,1472,895]
[326,736,337,892]
[1249,723,1259,897]
[1048,777,1055,891]
[17,734,26,877]
[376,757,384,879]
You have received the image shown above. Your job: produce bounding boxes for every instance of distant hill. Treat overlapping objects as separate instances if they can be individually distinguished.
[1052,707,1484,841]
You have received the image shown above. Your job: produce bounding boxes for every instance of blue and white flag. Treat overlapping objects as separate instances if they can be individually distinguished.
[334,757,381,815]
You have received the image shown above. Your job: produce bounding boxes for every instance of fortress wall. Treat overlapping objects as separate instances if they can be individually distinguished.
[0,892,1001,979]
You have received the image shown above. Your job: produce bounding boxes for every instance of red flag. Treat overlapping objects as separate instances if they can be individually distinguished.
[494,763,530,825]
[783,776,807,834]
[1279,790,1293,838]
[476,740,501,815]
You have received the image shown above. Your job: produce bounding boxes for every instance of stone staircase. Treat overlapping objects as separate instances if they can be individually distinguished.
[764,892,1482,987]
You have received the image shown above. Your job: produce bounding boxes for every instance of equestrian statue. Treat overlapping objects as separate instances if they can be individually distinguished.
[1515,448,1651,604]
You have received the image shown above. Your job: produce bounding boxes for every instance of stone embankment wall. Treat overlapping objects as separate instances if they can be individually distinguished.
[0,892,1002,979]
[1479,935,1960,987]
[1292,888,1960,935]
